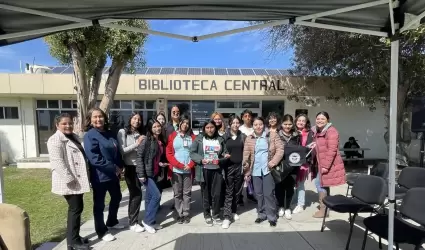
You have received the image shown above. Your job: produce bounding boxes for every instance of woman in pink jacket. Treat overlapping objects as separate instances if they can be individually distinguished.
[311,111,346,218]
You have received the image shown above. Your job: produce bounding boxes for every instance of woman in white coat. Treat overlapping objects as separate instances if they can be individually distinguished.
[47,113,91,250]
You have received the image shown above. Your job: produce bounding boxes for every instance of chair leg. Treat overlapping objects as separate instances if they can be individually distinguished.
[361,229,368,250]
[378,237,382,249]
[320,207,328,232]
[346,185,350,196]
[345,213,357,250]
[414,245,421,250]
[395,243,399,250]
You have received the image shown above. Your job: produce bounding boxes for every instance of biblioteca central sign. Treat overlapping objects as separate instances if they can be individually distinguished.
[138,79,286,91]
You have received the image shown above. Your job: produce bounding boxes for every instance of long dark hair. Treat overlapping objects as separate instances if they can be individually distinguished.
[145,118,164,143]
[281,114,295,133]
[202,119,219,139]
[178,114,192,134]
[83,107,109,132]
[125,111,145,135]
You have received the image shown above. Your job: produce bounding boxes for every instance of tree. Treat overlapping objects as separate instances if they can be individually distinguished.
[45,20,148,134]
[261,24,425,166]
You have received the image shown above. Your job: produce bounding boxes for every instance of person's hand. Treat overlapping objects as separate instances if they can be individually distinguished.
[243,162,249,169]
[244,175,251,181]
[139,177,146,183]
[267,162,274,169]
[202,159,209,165]
[115,166,122,176]
[136,135,146,145]
[224,154,231,159]
[184,165,191,171]
[307,142,316,149]
[321,168,328,174]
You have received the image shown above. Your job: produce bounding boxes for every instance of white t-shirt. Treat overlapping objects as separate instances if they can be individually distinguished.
[239,125,254,136]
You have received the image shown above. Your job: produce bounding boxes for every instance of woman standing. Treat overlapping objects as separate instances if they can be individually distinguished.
[136,118,165,233]
[83,108,124,242]
[292,114,314,214]
[266,112,280,134]
[190,120,228,226]
[211,112,226,136]
[47,113,90,250]
[221,115,246,229]
[311,111,346,218]
[166,115,196,224]
[117,112,146,233]
[243,117,283,227]
[276,114,300,220]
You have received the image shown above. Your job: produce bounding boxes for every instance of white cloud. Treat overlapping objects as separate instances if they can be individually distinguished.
[175,20,253,43]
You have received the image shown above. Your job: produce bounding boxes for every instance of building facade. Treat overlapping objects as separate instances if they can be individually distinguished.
[0,67,395,163]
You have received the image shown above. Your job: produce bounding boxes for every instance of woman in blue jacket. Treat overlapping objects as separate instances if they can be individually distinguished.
[83,108,124,242]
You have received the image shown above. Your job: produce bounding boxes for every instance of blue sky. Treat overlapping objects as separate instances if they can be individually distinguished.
[0,20,292,72]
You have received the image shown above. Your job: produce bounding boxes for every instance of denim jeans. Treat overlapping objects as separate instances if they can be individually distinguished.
[143,178,161,226]
[296,180,306,206]
[314,172,330,195]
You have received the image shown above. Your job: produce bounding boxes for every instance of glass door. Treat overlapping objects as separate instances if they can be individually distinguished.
[215,108,261,127]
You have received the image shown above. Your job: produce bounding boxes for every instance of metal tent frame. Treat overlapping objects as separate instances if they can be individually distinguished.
[0,1,424,249]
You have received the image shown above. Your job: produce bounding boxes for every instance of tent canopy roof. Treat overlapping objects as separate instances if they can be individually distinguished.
[0,0,425,45]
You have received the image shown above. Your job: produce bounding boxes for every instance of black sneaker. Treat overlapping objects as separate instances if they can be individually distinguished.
[183,216,191,224]
[205,217,213,226]
[177,217,184,224]
[269,221,277,227]
[255,218,266,224]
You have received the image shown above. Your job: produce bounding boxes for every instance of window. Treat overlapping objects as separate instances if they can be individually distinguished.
[36,99,156,154]
[295,109,308,117]
[217,101,237,108]
[191,101,215,132]
[0,106,19,119]
[262,100,285,118]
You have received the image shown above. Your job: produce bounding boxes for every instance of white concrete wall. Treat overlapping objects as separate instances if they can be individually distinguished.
[0,98,37,163]
[284,99,388,159]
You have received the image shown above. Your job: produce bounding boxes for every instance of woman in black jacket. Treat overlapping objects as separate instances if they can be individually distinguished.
[276,114,300,220]
[136,118,166,234]
[221,115,246,229]
[190,120,229,226]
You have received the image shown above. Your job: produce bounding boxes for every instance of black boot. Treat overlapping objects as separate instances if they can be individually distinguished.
[68,242,90,250]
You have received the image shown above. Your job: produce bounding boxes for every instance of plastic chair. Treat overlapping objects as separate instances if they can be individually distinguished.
[345,161,389,197]
[321,175,387,250]
[362,187,425,250]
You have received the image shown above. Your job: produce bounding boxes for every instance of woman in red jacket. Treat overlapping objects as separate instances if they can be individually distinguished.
[166,115,196,224]
[311,111,346,218]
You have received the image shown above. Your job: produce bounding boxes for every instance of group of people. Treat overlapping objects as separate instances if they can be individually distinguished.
[47,105,346,250]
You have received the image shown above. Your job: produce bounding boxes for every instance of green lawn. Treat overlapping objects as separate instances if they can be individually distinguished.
[3,168,127,248]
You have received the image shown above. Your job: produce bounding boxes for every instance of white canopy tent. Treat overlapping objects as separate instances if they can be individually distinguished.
[0,1,425,249]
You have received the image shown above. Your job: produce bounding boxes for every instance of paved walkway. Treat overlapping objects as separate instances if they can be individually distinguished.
[53,180,422,250]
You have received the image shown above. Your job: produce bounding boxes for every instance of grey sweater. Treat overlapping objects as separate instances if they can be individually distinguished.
[117,129,140,166]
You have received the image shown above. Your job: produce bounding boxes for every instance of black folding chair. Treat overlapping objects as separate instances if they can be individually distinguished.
[345,161,389,197]
[321,175,387,250]
[362,187,425,250]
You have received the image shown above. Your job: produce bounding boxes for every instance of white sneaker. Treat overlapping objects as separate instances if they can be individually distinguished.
[284,209,292,220]
[278,208,285,217]
[101,233,116,242]
[292,205,304,214]
[233,213,239,221]
[142,221,156,234]
[130,224,145,233]
[107,223,125,230]
[153,224,163,230]
[222,219,231,229]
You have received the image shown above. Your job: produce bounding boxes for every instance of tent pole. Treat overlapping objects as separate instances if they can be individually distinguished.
[0,141,4,203]
[387,38,399,250]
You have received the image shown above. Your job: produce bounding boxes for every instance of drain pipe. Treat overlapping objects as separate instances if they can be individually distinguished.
[18,99,27,158]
